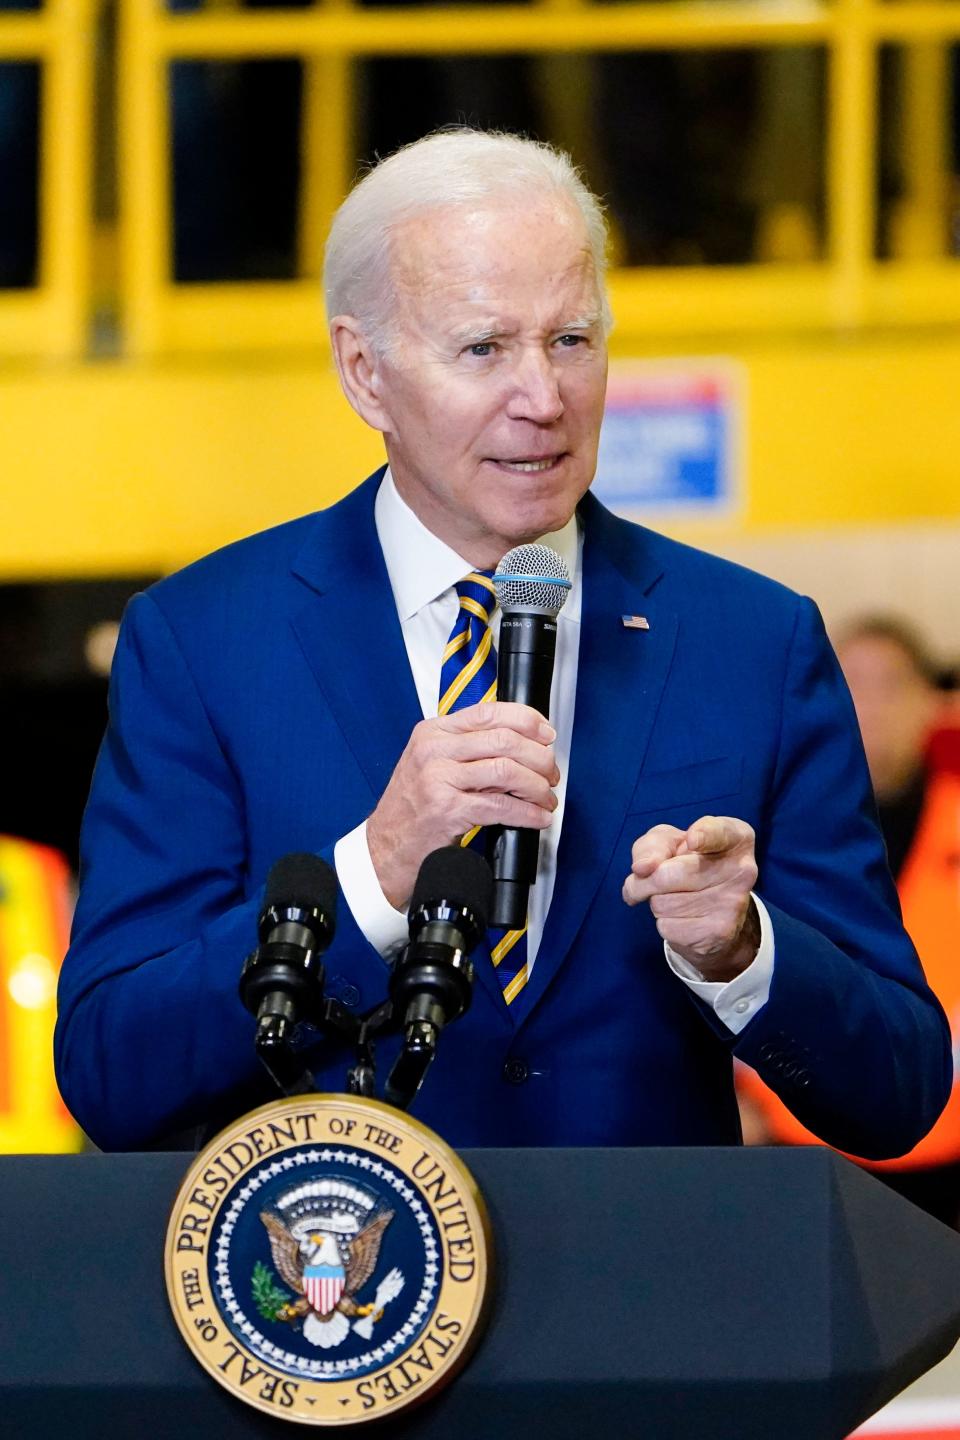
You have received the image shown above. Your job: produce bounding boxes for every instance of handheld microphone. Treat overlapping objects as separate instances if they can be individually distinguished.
[384,846,492,1110]
[240,853,338,1055]
[489,542,571,928]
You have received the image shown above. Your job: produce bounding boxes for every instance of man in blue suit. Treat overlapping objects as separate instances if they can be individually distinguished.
[56,131,950,1155]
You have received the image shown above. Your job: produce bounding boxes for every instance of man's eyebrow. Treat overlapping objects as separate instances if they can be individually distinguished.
[448,322,512,346]
[554,312,602,332]
[448,313,602,345]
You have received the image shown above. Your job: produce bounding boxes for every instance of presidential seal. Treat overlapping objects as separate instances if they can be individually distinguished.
[165,1095,491,1424]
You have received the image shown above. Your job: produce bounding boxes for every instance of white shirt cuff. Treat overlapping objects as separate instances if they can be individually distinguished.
[664,894,774,1035]
[333,821,410,959]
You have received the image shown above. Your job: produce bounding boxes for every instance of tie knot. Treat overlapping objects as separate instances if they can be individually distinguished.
[456,570,497,623]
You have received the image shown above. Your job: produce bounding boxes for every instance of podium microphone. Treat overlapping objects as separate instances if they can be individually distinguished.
[384,846,492,1110]
[489,542,571,929]
[240,853,337,1062]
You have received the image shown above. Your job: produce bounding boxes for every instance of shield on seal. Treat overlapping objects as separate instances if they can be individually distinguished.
[304,1263,346,1315]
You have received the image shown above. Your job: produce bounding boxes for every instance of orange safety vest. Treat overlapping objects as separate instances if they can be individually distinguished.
[738,771,960,1169]
[0,835,82,1153]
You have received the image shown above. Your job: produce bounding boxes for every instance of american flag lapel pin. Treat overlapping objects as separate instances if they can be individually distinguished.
[621,615,650,630]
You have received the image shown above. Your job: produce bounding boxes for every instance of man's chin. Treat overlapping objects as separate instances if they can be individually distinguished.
[494,489,588,548]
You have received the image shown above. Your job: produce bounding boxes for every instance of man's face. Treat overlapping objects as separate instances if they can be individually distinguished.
[365,199,608,565]
[837,634,938,800]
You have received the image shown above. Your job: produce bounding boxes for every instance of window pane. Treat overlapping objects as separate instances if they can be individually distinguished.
[170,59,303,282]
[355,48,827,266]
[359,55,540,163]
[876,43,959,259]
[0,62,40,288]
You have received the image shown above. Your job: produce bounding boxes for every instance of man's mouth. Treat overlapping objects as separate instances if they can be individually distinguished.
[491,455,565,474]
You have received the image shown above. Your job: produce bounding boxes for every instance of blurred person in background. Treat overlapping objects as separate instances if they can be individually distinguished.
[739,615,960,1227]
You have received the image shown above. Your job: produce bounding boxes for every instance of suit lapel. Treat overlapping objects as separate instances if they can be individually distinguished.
[289,471,422,803]
[284,469,521,1013]
[510,495,679,1026]
[290,471,518,1017]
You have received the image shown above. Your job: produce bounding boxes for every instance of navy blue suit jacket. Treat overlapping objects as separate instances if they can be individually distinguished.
[56,473,951,1153]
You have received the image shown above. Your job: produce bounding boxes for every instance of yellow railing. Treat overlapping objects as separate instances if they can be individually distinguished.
[3,0,960,358]
[0,0,95,359]
[117,0,960,354]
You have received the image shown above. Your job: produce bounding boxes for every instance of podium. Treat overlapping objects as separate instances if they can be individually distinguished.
[2,1145,960,1439]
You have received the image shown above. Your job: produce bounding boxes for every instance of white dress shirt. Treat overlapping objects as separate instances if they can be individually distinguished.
[334,470,773,1033]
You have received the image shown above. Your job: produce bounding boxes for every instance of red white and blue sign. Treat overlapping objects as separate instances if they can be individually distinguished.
[594,360,743,516]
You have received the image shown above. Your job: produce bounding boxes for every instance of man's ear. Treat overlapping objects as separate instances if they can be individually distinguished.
[330,316,392,432]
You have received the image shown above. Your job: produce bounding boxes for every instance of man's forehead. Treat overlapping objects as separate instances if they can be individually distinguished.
[391,198,587,273]
[387,200,600,325]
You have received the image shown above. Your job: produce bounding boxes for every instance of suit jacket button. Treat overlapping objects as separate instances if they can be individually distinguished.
[340,984,361,1008]
[503,1059,529,1085]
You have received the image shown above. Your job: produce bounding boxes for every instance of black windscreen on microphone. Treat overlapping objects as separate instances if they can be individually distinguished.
[263,852,339,922]
[409,844,493,935]
[489,542,571,929]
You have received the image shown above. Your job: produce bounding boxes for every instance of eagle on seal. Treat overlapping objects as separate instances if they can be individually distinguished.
[260,1208,404,1349]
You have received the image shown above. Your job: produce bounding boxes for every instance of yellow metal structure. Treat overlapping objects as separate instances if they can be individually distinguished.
[114,0,960,356]
[0,0,94,359]
[3,327,960,578]
[2,0,959,357]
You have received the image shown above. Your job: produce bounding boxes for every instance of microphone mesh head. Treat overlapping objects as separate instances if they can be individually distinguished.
[493,543,571,617]
[265,853,338,916]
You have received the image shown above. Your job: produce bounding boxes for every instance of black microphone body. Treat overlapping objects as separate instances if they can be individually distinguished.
[240,854,337,1057]
[489,544,571,930]
[384,846,491,1110]
[490,611,558,928]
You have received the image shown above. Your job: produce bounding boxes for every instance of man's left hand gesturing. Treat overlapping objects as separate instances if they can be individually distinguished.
[622,816,760,982]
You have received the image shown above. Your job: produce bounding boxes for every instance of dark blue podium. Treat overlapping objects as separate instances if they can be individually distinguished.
[2,1146,959,1438]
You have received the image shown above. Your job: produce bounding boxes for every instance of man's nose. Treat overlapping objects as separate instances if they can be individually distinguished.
[506,348,564,424]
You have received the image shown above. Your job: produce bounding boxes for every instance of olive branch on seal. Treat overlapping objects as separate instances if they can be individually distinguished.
[251,1260,293,1322]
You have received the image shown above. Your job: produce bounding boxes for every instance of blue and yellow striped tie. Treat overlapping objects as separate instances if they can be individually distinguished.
[439,571,529,1005]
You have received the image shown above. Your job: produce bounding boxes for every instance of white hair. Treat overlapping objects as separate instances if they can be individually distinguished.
[323,128,611,353]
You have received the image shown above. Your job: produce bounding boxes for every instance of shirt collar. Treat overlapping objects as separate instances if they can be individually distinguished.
[375,468,581,623]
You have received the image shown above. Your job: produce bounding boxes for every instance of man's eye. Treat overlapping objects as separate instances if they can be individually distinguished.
[467,342,496,357]
[556,333,586,348]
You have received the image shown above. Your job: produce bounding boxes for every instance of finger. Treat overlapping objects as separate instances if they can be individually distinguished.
[624,858,699,904]
[630,824,686,877]
[462,790,554,831]
[454,756,558,809]
[685,815,750,856]
[438,701,555,743]
[435,727,560,785]
[623,871,657,906]
[646,846,758,896]
[644,851,724,895]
